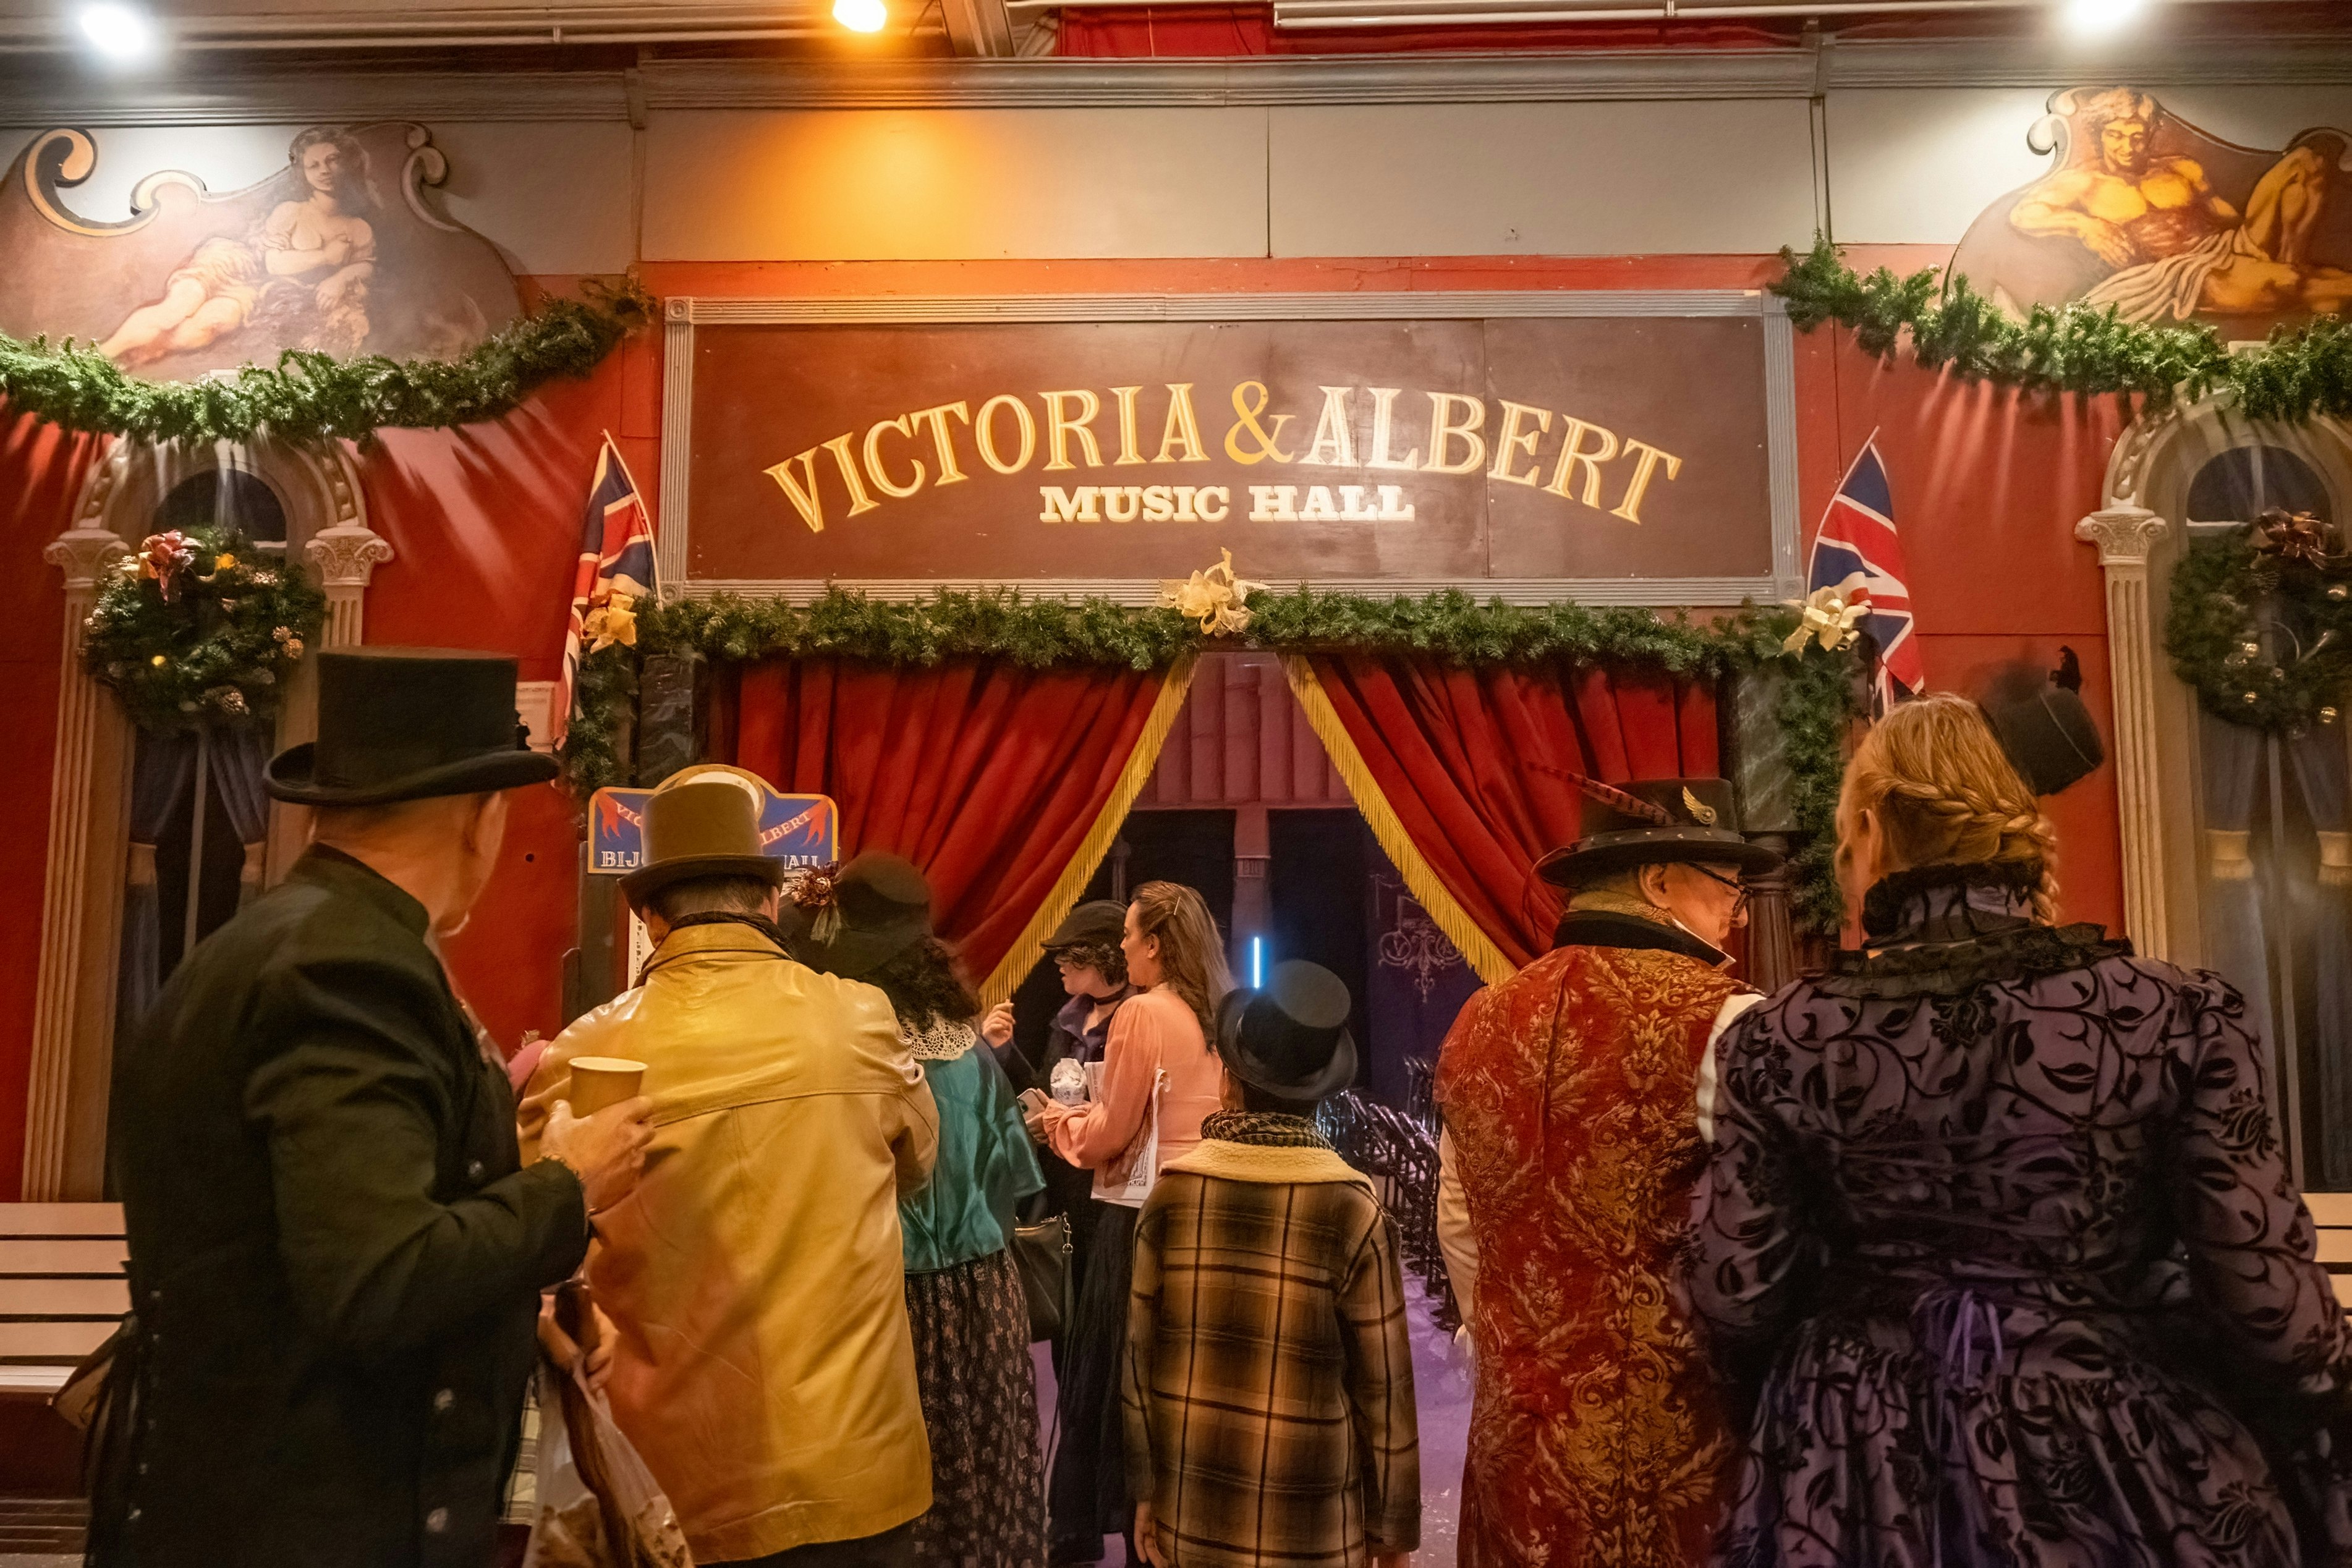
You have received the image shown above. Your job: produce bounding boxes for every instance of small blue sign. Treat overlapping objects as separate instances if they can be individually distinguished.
[588,781,837,876]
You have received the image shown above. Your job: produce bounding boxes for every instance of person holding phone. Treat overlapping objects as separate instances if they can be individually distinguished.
[1029,884,1231,1566]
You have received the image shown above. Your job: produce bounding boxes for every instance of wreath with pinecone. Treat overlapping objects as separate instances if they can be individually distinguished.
[2165,507,2352,735]
[85,528,327,734]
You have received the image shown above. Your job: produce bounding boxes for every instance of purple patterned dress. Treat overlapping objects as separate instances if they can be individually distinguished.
[1691,863,2352,1568]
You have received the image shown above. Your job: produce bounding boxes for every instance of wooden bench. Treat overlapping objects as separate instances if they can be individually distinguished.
[0,1202,124,1528]
[2307,1192,2352,1307]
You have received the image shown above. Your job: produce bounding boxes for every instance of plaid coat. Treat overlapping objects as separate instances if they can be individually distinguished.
[1123,1114,1420,1568]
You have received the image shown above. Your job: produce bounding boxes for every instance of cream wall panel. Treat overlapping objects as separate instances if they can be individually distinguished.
[2139,87,2352,150]
[427,121,635,276]
[1266,101,1815,258]
[1823,90,2053,245]
[640,108,1268,260]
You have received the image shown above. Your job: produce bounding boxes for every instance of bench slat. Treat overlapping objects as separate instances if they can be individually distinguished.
[2307,1193,2352,1227]
[0,1204,124,1239]
[0,1278,130,1317]
[0,1320,111,1363]
[0,1240,127,1277]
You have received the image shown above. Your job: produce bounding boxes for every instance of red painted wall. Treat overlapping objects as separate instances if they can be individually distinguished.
[0,250,2129,1195]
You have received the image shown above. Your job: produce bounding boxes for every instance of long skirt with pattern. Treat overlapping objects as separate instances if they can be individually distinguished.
[907,1247,1047,1568]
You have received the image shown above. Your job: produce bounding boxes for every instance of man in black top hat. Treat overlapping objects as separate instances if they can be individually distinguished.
[101,647,656,1568]
[1123,961,1419,1568]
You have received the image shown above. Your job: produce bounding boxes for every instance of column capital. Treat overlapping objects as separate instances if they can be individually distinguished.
[305,521,394,591]
[43,525,127,593]
[2074,507,2168,568]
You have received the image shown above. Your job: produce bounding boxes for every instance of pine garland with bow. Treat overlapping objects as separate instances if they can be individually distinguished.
[2165,510,2352,734]
[0,279,654,446]
[559,587,1864,931]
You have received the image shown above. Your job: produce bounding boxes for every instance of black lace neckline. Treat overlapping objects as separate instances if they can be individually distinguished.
[1825,862,2132,998]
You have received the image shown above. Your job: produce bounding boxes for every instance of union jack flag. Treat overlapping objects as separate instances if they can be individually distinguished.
[1807,433,1924,713]
[554,435,657,745]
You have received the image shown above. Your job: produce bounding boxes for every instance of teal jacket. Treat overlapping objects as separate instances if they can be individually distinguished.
[901,1035,1043,1274]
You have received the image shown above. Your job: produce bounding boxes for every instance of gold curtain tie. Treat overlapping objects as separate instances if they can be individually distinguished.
[2206,828,2254,881]
[127,841,159,888]
[2321,830,2351,889]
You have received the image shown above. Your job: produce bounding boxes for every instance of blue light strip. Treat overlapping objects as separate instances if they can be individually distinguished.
[1250,934,1265,989]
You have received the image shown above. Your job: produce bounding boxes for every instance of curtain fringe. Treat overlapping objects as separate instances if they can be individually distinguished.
[977,656,1200,1010]
[1279,654,1519,990]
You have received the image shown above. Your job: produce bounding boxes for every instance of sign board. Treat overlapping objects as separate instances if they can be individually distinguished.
[588,785,838,878]
[659,292,1802,607]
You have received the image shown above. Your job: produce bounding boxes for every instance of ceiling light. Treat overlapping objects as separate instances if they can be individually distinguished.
[76,1,159,62]
[2060,0,2145,35]
[833,0,888,30]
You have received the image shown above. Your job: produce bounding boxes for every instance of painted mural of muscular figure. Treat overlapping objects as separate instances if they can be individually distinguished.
[2010,89,2352,321]
[100,128,376,367]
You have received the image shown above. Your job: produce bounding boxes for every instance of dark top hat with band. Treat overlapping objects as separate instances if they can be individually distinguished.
[1535,776,1783,888]
[619,777,790,904]
[265,646,559,807]
[781,850,933,980]
[1216,959,1357,1104]
[1041,900,1127,953]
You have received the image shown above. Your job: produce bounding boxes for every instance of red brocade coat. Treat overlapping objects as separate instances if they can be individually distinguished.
[1436,923,1743,1568]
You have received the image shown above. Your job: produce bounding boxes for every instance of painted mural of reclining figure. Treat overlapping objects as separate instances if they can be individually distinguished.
[99,126,376,367]
[2010,87,2352,321]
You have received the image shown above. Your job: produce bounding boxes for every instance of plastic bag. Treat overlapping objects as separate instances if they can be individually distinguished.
[521,1357,695,1568]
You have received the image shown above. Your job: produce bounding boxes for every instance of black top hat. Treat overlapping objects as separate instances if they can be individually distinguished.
[619,776,791,904]
[1216,960,1357,1104]
[783,850,933,980]
[1042,900,1127,952]
[1988,649,2105,798]
[1535,776,1783,888]
[265,647,559,807]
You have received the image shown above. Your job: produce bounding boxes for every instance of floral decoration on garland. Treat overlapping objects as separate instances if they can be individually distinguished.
[560,587,1864,932]
[2165,509,2352,734]
[1,279,653,446]
[85,528,327,733]
[1773,239,2352,423]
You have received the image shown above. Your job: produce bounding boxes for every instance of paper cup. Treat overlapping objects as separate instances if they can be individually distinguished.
[566,1056,646,1116]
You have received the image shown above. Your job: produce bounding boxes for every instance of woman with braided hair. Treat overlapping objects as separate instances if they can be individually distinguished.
[1690,693,2352,1567]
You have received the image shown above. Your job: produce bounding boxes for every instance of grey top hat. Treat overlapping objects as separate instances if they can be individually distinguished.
[265,647,558,807]
[1216,960,1358,1104]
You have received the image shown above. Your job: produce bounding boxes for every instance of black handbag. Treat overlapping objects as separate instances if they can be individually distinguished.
[1010,1212,1073,1343]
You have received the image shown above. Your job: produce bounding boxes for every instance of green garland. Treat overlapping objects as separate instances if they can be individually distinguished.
[561,589,1863,931]
[1773,238,2352,422]
[2163,528,2352,733]
[85,527,327,733]
[1,279,654,446]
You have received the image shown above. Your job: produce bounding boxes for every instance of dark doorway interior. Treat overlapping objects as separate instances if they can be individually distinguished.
[1268,809,1373,1088]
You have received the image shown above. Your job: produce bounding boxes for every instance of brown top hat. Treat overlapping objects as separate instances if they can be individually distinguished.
[619,776,789,904]
[1535,776,1783,888]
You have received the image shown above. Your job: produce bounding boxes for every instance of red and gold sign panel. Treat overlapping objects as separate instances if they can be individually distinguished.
[668,296,1799,603]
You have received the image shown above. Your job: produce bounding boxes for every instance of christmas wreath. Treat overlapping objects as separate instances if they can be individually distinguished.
[85,528,328,733]
[2164,509,2352,734]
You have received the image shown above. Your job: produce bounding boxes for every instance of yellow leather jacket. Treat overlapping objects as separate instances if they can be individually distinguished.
[520,921,940,1562]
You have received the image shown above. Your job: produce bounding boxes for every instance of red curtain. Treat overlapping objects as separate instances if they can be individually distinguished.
[1304,653,1718,970]
[711,658,1180,989]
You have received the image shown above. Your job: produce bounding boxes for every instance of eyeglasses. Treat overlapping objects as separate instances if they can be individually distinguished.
[1683,863,1750,911]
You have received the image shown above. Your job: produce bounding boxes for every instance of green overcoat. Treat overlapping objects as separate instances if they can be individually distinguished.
[105,846,589,1567]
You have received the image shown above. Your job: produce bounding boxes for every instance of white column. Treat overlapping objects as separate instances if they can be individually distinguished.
[25,525,135,1200]
[304,519,394,647]
[2075,506,2172,960]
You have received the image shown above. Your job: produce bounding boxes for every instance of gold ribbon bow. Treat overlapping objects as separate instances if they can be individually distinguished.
[584,590,639,653]
[2251,507,2343,571]
[1783,572,1870,655]
[1163,548,1268,638]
